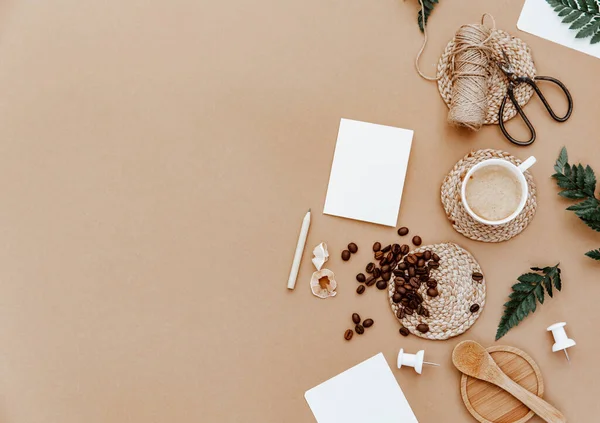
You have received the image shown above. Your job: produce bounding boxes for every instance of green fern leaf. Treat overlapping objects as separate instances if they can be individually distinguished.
[563,10,584,23]
[588,0,600,13]
[571,13,593,28]
[586,249,600,261]
[592,30,600,43]
[577,18,600,37]
[548,0,600,44]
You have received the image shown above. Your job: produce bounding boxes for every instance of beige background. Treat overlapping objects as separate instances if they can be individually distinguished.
[0,0,599,422]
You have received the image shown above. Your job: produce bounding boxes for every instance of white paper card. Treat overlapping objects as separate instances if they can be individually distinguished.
[323,119,413,226]
[305,353,419,423]
[518,0,600,60]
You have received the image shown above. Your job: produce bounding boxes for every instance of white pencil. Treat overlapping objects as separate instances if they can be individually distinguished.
[287,209,311,290]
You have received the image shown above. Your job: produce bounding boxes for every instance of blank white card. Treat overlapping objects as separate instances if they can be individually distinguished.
[305,353,419,423]
[323,119,413,226]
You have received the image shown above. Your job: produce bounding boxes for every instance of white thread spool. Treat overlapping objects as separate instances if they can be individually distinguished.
[547,322,576,362]
[397,349,439,374]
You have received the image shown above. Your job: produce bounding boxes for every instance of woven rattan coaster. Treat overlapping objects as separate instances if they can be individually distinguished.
[437,29,536,125]
[441,149,537,242]
[388,242,485,341]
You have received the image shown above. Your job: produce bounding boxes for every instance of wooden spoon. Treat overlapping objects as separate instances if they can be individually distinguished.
[452,341,566,423]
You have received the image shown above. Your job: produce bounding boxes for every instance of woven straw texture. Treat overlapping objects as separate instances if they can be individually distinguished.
[441,149,537,243]
[388,243,485,341]
[437,29,536,125]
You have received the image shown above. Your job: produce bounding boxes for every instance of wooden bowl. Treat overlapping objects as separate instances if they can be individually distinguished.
[460,345,544,423]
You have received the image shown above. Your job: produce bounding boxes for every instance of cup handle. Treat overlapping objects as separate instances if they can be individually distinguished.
[518,156,536,173]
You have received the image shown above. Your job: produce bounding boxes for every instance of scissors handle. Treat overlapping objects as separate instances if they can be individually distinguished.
[498,76,573,146]
[499,85,536,146]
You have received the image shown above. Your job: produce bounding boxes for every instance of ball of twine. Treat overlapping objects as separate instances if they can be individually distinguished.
[447,24,493,130]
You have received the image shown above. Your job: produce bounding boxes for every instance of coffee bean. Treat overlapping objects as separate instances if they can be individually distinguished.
[405,307,414,315]
[373,268,381,278]
[399,327,410,336]
[409,278,420,289]
[427,288,439,297]
[366,263,375,273]
[401,297,410,305]
[366,277,377,287]
[352,313,361,324]
[342,250,351,261]
[373,242,382,252]
[397,286,407,295]
[412,236,422,246]
[409,300,419,310]
[472,272,484,282]
[363,319,374,328]
[388,260,397,269]
[470,304,480,313]
[386,252,394,263]
[417,305,424,315]
[382,272,391,281]
[429,263,440,271]
[416,292,424,303]
[432,253,440,262]
[396,309,405,319]
[392,292,402,303]
[398,262,408,271]
[403,283,413,291]
[417,259,426,268]
[348,243,358,254]
[423,309,430,318]
[376,280,387,290]
[344,329,354,340]
[391,244,401,255]
[355,324,365,335]
[395,280,404,288]
[374,251,384,260]
[356,285,366,295]
[398,227,409,236]
[416,267,427,275]
[356,273,366,283]
[415,252,424,259]
[406,254,417,265]
[393,269,405,277]
[419,274,429,282]
[381,264,390,273]
[427,280,438,288]
[424,250,432,261]
[408,267,416,277]
[381,245,391,253]
[400,244,410,255]
[416,323,429,333]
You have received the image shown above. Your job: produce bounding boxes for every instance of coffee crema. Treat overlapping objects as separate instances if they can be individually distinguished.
[465,165,522,222]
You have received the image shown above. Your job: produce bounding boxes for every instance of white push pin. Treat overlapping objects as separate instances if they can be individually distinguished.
[547,322,576,362]
[397,349,440,374]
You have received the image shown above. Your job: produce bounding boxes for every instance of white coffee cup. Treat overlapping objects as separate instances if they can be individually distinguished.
[461,156,536,226]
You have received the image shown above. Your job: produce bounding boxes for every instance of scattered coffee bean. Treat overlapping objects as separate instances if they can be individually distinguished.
[416,292,424,303]
[401,297,410,305]
[416,267,427,275]
[348,242,358,254]
[398,227,409,236]
[356,273,366,283]
[373,242,382,252]
[366,277,377,287]
[355,324,365,335]
[422,308,430,318]
[427,280,438,288]
[393,269,404,277]
[397,309,406,319]
[432,253,440,262]
[403,283,413,291]
[357,285,366,295]
[391,244,401,255]
[352,313,361,324]
[344,329,354,340]
[416,323,429,333]
[392,292,402,303]
[472,272,484,282]
[366,263,375,273]
[470,304,480,313]
[397,286,407,295]
[415,252,424,259]
[386,252,394,262]
[374,251,384,260]
[382,272,391,281]
[417,259,426,268]
[409,300,418,310]
[381,264,390,273]
[405,307,414,315]
[400,244,410,255]
[398,262,408,270]
[376,280,387,290]
[427,288,439,297]
[428,261,440,270]
[342,250,351,261]
[412,236,422,246]
[399,327,410,336]
[424,250,432,261]
[408,267,416,277]
[417,305,424,315]
[406,254,417,265]
[381,245,391,253]
[380,257,389,266]
[363,319,374,328]
[419,274,429,282]
[373,268,381,278]
[409,278,420,289]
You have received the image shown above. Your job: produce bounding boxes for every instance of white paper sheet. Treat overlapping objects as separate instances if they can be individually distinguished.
[323,119,413,227]
[518,0,600,59]
[305,353,419,423]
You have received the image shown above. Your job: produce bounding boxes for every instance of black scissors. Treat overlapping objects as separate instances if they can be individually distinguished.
[495,49,573,146]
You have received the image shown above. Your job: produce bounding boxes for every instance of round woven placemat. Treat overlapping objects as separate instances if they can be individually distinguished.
[437,29,536,125]
[388,242,485,341]
[441,149,537,243]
